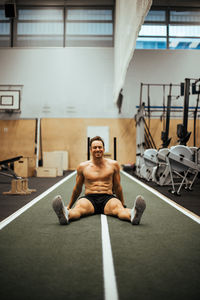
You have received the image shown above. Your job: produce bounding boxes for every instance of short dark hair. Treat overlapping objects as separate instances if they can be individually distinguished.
[89,136,105,148]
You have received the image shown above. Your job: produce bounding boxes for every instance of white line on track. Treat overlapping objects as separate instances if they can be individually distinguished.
[0,171,76,230]
[101,214,119,300]
[122,170,200,224]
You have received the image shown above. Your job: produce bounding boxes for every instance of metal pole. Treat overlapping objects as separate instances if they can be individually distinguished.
[165,95,171,139]
[147,84,150,127]
[162,85,166,131]
[165,84,172,142]
[183,78,190,133]
[114,137,117,160]
[36,118,40,169]
[87,137,90,160]
[139,83,143,107]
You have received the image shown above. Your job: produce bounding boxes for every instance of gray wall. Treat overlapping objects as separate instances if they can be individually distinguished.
[122,49,200,118]
[0,47,117,119]
[0,47,199,119]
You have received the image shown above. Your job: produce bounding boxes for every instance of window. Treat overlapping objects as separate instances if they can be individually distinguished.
[65,8,113,47]
[169,10,200,50]
[136,10,167,49]
[16,8,64,47]
[0,6,114,48]
[1,5,199,50]
[145,9,166,22]
[0,8,11,47]
[136,8,200,50]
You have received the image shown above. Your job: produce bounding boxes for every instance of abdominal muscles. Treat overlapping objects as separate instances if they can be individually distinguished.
[84,168,114,194]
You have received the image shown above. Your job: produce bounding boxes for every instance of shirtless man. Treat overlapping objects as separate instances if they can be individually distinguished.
[52,136,146,225]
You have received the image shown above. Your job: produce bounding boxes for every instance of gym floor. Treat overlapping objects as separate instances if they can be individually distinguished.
[0,171,73,222]
[125,170,200,217]
[0,171,199,300]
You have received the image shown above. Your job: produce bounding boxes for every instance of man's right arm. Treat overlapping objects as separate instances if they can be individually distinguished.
[67,164,84,209]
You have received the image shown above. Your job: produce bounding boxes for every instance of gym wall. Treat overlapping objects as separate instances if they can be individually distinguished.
[0,118,136,169]
[122,49,200,117]
[0,48,117,119]
[0,48,199,171]
[1,118,199,170]
[0,119,36,161]
[148,119,200,149]
[0,48,199,119]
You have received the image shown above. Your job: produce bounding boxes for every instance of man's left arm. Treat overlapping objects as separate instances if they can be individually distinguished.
[113,162,125,206]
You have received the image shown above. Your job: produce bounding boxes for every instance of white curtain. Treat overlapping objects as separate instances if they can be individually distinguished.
[113,0,152,104]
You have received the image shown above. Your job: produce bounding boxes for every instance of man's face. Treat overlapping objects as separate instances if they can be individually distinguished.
[90,140,104,159]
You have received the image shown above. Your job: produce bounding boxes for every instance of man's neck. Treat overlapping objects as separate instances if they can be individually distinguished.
[92,156,105,166]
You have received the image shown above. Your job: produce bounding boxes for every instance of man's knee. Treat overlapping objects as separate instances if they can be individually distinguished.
[104,198,123,215]
[75,198,94,215]
[69,208,81,219]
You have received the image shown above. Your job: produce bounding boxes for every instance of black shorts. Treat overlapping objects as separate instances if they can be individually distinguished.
[79,193,117,214]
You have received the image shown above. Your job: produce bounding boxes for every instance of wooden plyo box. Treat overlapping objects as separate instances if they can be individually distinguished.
[14,157,36,178]
[27,157,36,177]
[36,167,57,177]
[14,157,28,178]
[43,151,68,176]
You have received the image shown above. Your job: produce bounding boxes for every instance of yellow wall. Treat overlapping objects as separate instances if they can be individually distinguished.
[41,118,136,169]
[0,119,36,161]
[149,118,200,148]
[0,118,199,171]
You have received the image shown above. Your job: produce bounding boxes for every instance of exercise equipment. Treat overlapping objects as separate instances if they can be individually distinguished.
[178,78,200,145]
[143,144,200,194]
[177,78,191,145]
[161,84,172,148]
[142,147,171,185]
[135,103,145,178]
[135,102,157,179]
[166,145,200,195]
[135,79,200,194]
[142,148,158,181]
[0,156,22,179]
[163,78,200,193]
[152,148,171,186]
[3,178,36,195]
[193,93,199,146]
[192,80,200,146]
[0,156,36,195]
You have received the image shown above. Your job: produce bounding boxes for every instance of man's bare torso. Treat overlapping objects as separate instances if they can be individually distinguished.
[80,158,117,195]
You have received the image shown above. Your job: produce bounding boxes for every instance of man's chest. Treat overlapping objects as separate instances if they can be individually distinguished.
[84,165,114,181]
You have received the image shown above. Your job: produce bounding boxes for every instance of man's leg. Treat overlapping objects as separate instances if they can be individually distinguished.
[69,198,95,220]
[52,195,69,225]
[104,196,146,225]
[104,198,131,221]
[52,195,95,225]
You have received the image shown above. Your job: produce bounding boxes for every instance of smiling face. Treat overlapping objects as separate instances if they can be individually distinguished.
[90,140,105,159]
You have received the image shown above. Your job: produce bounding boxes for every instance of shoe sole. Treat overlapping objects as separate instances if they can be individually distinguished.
[131,196,146,225]
[52,196,69,225]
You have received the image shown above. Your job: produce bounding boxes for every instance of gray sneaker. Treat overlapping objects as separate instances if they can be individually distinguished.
[131,195,146,225]
[52,195,69,225]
